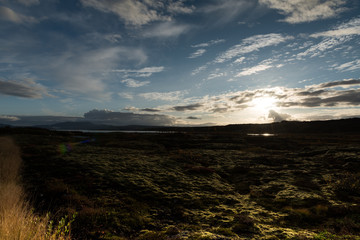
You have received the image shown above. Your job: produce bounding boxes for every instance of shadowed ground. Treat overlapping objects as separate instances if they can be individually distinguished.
[2,128,360,239]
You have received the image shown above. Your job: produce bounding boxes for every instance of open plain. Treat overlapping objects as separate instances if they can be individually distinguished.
[1,127,360,239]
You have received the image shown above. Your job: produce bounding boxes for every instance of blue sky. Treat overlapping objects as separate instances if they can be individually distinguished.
[0,0,360,126]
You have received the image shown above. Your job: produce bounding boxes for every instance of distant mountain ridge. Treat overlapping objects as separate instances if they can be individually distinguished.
[35,121,164,131]
[153,118,360,134]
[3,118,360,134]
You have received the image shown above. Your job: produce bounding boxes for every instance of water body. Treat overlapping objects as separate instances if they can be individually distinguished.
[247,133,276,137]
[57,129,171,133]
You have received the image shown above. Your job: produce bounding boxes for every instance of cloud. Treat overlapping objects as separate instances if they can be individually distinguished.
[140,108,161,112]
[181,79,360,115]
[334,60,360,72]
[317,79,360,88]
[113,66,164,77]
[187,116,201,120]
[84,109,175,126]
[311,17,360,37]
[214,33,292,63]
[260,0,347,24]
[297,36,351,58]
[298,17,360,59]
[139,90,187,101]
[236,63,273,77]
[268,110,291,122]
[103,34,122,43]
[80,0,168,26]
[141,21,190,38]
[40,46,147,99]
[276,79,360,108]
[167,0,195,14]
[0,6,38,24]
[234,57,245,64]
[121,78,150,87]
[188,49,206,59]
[191,65,208,75]
[0,115,20,121]
[80,0,195,26]
[207,71,227,80]
[172,103,203,111]
[0,79,51,98]
[200,0,257,24]
[118,92,134,100]
[191,39,225,48]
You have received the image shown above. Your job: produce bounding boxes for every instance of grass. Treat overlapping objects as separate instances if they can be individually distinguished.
[0,136,74,240]
[2,129,360,239]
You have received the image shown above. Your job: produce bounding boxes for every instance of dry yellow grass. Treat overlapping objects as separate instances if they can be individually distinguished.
[0,137,72,240]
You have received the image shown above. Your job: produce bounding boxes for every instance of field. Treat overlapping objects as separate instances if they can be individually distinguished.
[1,128,360,239]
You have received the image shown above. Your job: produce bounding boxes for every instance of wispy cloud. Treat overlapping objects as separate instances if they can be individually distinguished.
[214,33,292,63]
[191,39,225,48]
[188,49,206,59]
[34,46,147,99]
[334,60,360,72]
[118,92,134,100]
[260,0,347,24]
[0,79,51,98]
[113,66,164,77]
[200,0,257,24]
[311,17,360,37]
[0,6,38,24]
[141,21,191,38]
[297,18,360,59]
[139,90,187,101]
[235,59,283,77]
[191,65,208,75]
[207,72,226,80]
[236,63,273,77]
[168,0,195,14]
[297,36,351,59]
[121,78,150,88]
[80,0,167,26]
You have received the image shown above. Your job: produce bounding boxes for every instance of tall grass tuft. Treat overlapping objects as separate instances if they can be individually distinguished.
[0,137,73,240]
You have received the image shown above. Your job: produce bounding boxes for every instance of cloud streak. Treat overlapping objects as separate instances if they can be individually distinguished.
[214,33,292,63]
[188,49,206,59]
[0,6,38,24]
[113,66,164,77]
[0,79,51,98]
[139,90,187,101]
[141,21,191,38]
[191,39,225,48]
[121,78,150,88]
[260,0,347,24]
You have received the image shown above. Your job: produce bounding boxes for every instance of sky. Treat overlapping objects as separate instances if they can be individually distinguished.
[0,0,360,126]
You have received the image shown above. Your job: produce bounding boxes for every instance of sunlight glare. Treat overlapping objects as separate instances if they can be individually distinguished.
[251,96,277,114]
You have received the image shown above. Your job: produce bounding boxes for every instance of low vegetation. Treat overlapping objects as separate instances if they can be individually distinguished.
[1,128,360,239]
[0,136,74,240]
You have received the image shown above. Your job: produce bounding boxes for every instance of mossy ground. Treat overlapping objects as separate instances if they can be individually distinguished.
[2,128,360,239]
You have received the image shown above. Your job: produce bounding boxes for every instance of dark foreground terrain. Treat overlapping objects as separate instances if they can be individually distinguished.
[1,127,360,239]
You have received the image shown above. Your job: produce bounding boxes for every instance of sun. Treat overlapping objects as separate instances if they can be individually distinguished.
[251,96,278,114]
